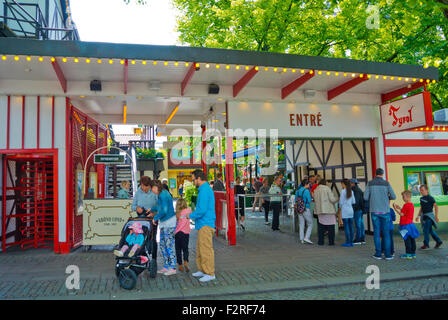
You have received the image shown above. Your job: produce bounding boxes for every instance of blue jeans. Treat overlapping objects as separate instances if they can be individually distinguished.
[353,210,365,242]
[371,213,392,258]
[381,230,394,255]
[423,217,442,246]
[343,218,354,244]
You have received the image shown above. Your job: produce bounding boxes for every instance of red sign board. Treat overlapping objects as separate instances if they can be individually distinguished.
[380,91,433,134]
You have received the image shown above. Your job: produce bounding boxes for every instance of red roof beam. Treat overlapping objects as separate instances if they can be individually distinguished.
[281,70,315,99]
[181,62,197,96]
[51,59,67,93]
[381,82,426,104]
[327,74,369,101]
[233,66,258,98]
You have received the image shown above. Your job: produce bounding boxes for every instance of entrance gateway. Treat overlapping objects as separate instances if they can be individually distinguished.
[0,37,438,253]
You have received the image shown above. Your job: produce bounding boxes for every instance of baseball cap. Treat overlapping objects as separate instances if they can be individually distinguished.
[350,178,358,184]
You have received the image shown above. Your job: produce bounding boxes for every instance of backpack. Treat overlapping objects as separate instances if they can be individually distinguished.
[294,189,307,214]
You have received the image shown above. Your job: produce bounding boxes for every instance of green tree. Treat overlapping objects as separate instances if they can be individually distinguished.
[173,0,448,110]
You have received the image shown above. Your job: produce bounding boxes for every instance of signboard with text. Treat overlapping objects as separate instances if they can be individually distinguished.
[94,154,125,164]
[228,101,381,138]
[380,91,433,134]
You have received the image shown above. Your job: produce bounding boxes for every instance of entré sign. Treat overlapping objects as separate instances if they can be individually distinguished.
[289,113,323,127]
[380,91,433,134]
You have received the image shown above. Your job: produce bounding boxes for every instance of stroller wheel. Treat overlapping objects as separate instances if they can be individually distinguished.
[115,265,121,278]
[118,268,137,290]
[148,259,157,279]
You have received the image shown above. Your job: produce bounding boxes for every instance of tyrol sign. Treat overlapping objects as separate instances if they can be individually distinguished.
[380,91,433,134]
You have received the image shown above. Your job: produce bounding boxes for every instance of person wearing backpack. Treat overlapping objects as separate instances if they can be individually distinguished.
[295,179,313,244]
[350,179,366,245]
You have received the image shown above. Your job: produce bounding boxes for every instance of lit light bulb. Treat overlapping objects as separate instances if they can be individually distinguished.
[97,59,102,64]
[62,58,67,62]
[26,56,31,61]
[86,58,91,63]
[109,59,114,64]
[142,60,146,65]
[1,56,6,60]
[74,58,79,63]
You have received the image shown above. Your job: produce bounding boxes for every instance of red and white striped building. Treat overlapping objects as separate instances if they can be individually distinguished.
[385,125,448,228]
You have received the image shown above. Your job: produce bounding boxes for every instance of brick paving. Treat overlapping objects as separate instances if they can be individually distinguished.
[202,277,448,300]
[0,209,447,299]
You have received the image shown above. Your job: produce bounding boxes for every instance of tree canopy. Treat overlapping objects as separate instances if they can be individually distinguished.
[170,0,447,110]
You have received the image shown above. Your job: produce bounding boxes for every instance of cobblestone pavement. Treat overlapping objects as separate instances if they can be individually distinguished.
[1,209,448,299]
[195,277,448,300]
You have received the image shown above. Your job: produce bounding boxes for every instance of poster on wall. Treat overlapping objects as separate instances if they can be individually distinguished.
[426,173,443,196]
[169,178,176,189]
[407,173,421,196]
[89,171,98,199]
[380,91,433,134]
[75,169,84,215]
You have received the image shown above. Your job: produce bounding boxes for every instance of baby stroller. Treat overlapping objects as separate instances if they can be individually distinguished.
[115,216,158,290]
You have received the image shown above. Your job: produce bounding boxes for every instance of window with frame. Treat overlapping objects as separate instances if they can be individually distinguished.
[403,166,448,205]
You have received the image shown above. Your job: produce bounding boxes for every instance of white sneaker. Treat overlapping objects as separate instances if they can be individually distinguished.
[199,274,216,282]
[164,269,177,276]
[113,250,124,257]
[192,271,205,277]
[300,240,304,244]
[304,239,313,244]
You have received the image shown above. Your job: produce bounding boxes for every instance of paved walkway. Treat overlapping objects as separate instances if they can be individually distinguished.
[1,209,447,300]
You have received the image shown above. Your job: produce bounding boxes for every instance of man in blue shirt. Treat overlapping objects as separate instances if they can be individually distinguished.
[187,169,216,282]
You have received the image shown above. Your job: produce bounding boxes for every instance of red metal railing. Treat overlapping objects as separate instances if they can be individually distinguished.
[1,157,54,250]
[214,191,227,238]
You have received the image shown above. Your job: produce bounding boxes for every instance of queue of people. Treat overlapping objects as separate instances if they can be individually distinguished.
[291,168,443,260]
[117,166,443,285]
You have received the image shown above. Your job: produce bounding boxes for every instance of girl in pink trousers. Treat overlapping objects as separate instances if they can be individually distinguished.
[175,198,191,272]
